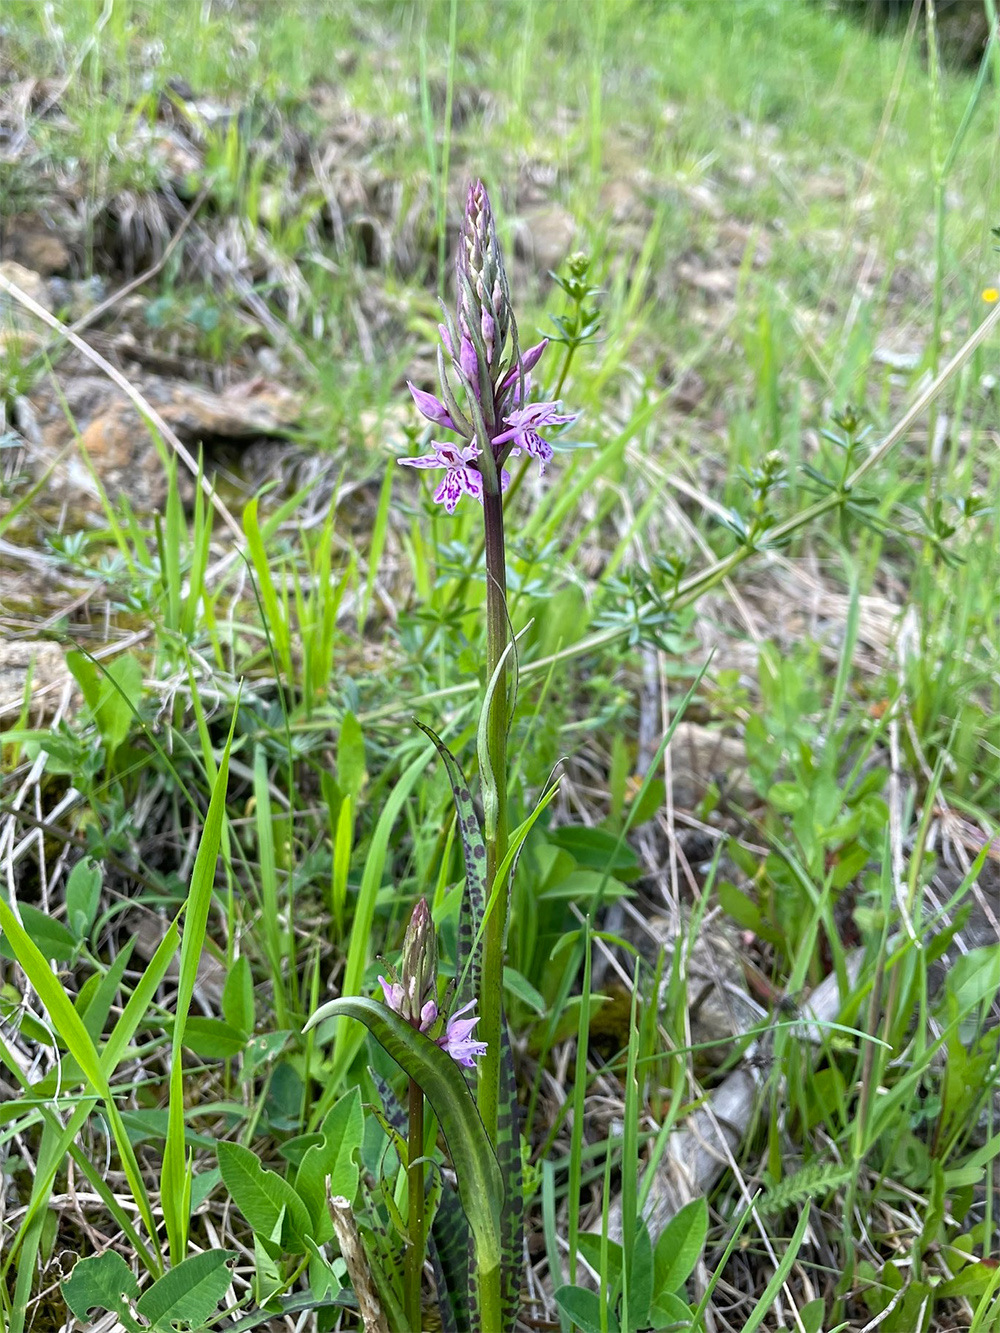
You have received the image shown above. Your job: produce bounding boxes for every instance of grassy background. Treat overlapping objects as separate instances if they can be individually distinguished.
[1,1,999,1330]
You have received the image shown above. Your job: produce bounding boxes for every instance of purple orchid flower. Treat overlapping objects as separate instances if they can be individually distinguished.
[436,1000,488,1069]
[398,440,511,513]
[492,401,578,475]
[378,976,486,1069]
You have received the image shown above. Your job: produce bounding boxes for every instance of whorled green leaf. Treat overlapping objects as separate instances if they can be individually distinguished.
[413,722,486,1007]
[135,1250,238,1328]
[305,996,502,1274]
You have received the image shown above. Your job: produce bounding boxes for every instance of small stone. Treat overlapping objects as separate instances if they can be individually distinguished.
[515,206,577,274]
[0,261,54,343]
[2,218,71,276]
[0,640,72,721]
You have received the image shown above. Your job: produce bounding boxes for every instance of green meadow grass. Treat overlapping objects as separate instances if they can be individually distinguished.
[1,1,999,1330]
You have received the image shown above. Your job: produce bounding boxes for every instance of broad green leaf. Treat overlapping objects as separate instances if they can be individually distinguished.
[626,1221,654,1330]
[649,1292,693,1329]
[222,954,254,1034]
[135,1250,237,1328]
[217,1141,311,1255]
[577,1234,623,1292]
[942,946,1000,1018]
[179,1017,248,1060]
[253,1233,284,1304]
[337,712,366,799]
[68,650,143,760]
[305,996,502,1274]
[554,1285,619,1333]
[0,903,76,963]
[65,859,102,941]
[653,1196,707,1296]
[546,825,641,878]
[294,1088,363,1240]
[768,781,807,813]
[62,1251,140,1330]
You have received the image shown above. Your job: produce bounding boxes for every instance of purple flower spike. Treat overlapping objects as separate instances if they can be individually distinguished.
[399,181,578,510]
[398,440,484,514]
[408,382,457,432]
[436,1000,488,1069]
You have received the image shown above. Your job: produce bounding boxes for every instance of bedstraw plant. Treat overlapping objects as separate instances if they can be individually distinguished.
[306,181,578,1333]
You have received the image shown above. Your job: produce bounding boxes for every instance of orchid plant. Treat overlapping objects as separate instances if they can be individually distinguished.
[306,182,579,1332]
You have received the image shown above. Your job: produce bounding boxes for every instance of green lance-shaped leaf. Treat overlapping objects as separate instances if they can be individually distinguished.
[413,722,485,1007]
[305,997,502,1276]
[475,629,527,843]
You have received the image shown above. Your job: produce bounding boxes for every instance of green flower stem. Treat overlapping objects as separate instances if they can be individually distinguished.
[405,1075,425,1332]
[478,481,510,1153]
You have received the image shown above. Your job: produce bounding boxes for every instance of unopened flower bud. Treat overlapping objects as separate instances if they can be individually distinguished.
[457,180,512,367]
[399,897,438,1027]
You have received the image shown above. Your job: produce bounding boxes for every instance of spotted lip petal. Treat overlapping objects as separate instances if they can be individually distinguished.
[434,465,483,513]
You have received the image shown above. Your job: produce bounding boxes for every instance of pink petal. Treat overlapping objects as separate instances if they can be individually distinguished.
[407,382,455,431]
[398,452,447,470]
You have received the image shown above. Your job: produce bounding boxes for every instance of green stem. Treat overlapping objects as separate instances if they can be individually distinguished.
[478,483,510,1148]
[405,1076,425,1331]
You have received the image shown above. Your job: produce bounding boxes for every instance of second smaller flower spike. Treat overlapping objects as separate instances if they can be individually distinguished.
[379,898,439,1030]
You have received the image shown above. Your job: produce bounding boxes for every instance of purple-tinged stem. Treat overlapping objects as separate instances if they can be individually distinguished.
[405,1076,425,1331]
[478,481,510,1147]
